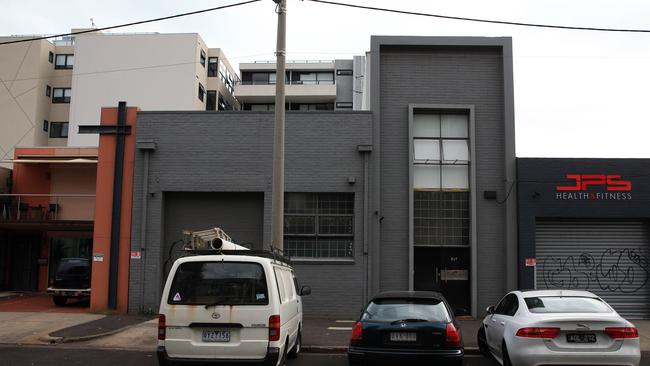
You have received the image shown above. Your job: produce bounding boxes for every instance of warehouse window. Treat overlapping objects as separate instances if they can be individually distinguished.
[46,85,51,97]
[412,112,470,246]
[284,193,354,259]
[48,51,54,63]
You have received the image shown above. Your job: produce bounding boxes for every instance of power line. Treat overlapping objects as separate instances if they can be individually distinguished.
[302,0,650,33]
[0,0,262,46]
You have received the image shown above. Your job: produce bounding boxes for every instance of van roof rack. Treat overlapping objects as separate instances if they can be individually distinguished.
[184,246,292,266]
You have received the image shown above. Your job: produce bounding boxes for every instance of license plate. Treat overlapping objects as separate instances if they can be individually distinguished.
[390,332,416,342]
[202,330,230,342]
[566,333,596,343]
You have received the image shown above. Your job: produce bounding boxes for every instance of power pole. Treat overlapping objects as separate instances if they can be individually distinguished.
[271,0,287,252]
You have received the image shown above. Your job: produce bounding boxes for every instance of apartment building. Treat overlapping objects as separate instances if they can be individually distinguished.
[0,30,239,298]
[0,30,240,153]
[235,57,367,111]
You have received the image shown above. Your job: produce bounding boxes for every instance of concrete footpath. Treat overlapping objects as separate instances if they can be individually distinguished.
[1,312,649,355]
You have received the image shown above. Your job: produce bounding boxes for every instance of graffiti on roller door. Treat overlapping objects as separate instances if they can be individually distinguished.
[542,248,649,293]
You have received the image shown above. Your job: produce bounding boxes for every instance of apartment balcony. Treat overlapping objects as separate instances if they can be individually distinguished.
[0,194,95,231]
[235,81,337,104]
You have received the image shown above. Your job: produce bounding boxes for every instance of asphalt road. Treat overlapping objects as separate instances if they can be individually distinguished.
[0,346,648,366]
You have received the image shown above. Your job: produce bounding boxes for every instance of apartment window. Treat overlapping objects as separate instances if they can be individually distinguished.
[52,88,71,103]
[335,102,353,109]
[243,104,274,111]
[284,193,354,259]
[54,54,74,69]
[48,51,54,63]
[49,122,69,138]
[198,83,205,102]
[200,49,206,67]
[336,69,353,76]
[251,72,271,85]
[208,57,218,77]
[293,71,334,85]
[412,112,470,246]
[46,85,51,97]
[43,120,49,132]
[289,103,334,111]
[218,94,231,111]
[206,90,217,111]
[216,61,236,94]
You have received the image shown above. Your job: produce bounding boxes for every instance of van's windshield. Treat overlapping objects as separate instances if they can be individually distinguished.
[167,261,269,306]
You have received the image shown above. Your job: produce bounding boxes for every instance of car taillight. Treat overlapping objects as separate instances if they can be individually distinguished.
[269,315,281,341]
[516,327,560,339]
[605,327,639,339]
[350,321,363,346]
[445,322,461,348]
[158,314,166,340]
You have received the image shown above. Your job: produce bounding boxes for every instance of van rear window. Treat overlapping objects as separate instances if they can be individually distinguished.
[168,262,269,305]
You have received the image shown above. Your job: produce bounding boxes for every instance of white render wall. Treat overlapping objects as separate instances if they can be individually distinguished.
[67,33,203,146]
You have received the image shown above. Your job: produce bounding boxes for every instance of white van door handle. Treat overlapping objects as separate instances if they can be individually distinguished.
[499,321,505,326]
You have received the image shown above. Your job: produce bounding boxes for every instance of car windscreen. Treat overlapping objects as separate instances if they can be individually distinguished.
[56,259,90,275]
[524,296,612,314]
[361,298,451,322]
[167,261,269,306]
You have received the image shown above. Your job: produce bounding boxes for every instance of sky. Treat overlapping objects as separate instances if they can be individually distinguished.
[2,0,650,158]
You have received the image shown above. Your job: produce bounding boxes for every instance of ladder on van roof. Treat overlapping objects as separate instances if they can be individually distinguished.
[181,227,292,266]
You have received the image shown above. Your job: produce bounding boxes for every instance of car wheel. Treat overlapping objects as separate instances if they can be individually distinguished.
[288,329,301,358]
[477,326,491,357]
[347,354,365,366]
[502,342,513,366]
[52,296,67,306]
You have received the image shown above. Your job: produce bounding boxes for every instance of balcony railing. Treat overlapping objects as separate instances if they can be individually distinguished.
[252,60,334,64]
[0,194,95,222]
[237,80,335,86]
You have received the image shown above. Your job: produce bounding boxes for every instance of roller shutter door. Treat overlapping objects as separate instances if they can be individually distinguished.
[535,219,650,319]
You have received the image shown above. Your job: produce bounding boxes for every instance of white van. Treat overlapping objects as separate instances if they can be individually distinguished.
[157,253,310,366]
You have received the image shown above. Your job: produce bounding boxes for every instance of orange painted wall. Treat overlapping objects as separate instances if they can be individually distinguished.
[90,106,138,314]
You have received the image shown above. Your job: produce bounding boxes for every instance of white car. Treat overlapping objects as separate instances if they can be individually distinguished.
[157,253,310,366]
[477,290,641,366]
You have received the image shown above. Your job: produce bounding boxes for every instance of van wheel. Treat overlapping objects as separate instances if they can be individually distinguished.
[52,296,67,306]
[288,330,301,358]
[279,338,289,366]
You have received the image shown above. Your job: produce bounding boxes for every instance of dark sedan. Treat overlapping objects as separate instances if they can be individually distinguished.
[348,291,464,366]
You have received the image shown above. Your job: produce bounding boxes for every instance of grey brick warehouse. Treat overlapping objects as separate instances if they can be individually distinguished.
[128,111,373,316]
[128,36,516,318]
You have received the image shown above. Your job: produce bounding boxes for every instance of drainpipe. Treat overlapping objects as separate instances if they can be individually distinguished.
[136,140,156,313]
[358,145,372,305]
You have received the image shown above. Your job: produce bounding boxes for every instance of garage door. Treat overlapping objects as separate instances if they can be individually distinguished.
[536,219,650,319]
[163,192,264,276]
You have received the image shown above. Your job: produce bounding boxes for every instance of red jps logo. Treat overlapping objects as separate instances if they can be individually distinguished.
[555,174,632,201]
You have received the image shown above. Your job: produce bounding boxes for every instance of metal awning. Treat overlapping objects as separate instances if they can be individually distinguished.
[0,158,97,164]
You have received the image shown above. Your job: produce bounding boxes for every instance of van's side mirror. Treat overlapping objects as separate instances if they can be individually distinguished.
[300,286,311,296]
[486,305,495,315]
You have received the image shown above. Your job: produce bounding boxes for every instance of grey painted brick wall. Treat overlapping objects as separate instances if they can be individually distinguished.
[375,44,512,313]
[129,111,372,316]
